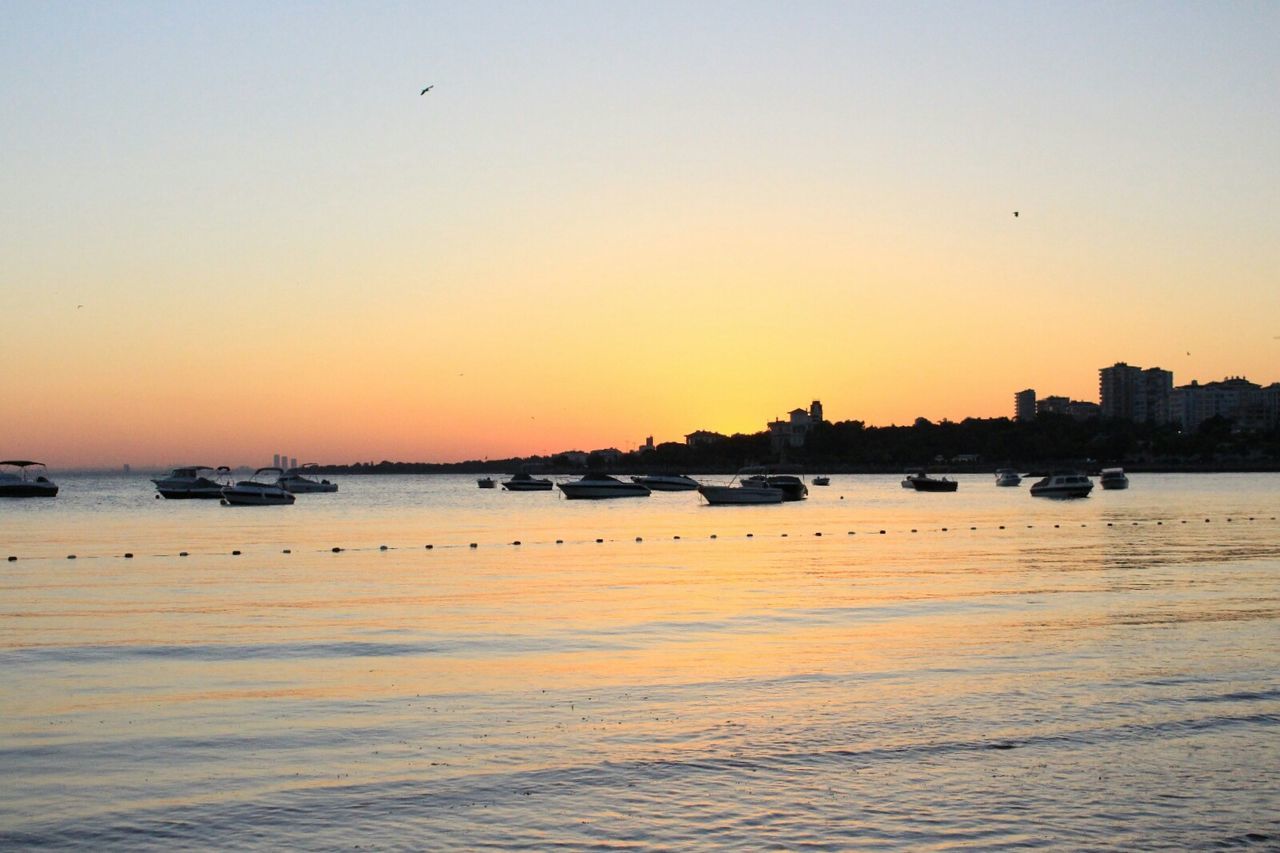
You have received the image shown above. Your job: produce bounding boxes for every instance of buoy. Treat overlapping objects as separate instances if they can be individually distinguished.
[332,547,342,553]
[179,551,189,557]
[1107,523,1113,527]
[380,545,388,550]
[1157,522,1162,525]
[847,531,854,536]
[879,530,885,535]
[781,533,788,537]
[67,555,76,559]
[124,553,133,559]
[154,494,160,499]
[595,538,603,544]
[747,533,754,538]
[425,544,433,549]
[1053,524,1059,528]
[283,549,291,554]
[673,535,680,540]
[470,543,478,548]
[555,540,563,544]
[941,527,948,532]
[911,529,917,533]
[814,532,822,537]
[998,525,1005,530]
[6,556,14,561]
[232,550,241,556]
[513,540,522,546]
[635,537,642,542]
[710,534,717,539]
[970,527,976,530]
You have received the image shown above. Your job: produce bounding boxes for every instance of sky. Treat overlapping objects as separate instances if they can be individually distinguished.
[3,1,1278,468]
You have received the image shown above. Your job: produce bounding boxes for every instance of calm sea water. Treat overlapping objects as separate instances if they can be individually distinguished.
[2,473,1278,849]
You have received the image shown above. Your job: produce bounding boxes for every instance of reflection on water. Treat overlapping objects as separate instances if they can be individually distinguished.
[2,474,1278,848]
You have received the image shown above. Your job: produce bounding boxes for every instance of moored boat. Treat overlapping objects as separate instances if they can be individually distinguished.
[910,474,958,492]
[741,474,808,501]
[0,461,58,497]
[277,464,338,494]
[502,472,553,491]
[901,469,925,489]
[698,481,784,505]
[994,468,1021,487]
[558,473,651,499]
[811,475,830,486]
[222,468,295,506]
[152,465,229,499]
[477,476,496,489]
[1029,471,1093,498]
[1099,468,1129,490]
[630,474,699,491]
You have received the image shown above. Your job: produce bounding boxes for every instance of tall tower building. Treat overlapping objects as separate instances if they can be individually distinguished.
[1100,362,1172,423]
[1014,389,1036,421]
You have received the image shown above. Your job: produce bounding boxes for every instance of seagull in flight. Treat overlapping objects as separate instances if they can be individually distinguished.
[420,85,433,95]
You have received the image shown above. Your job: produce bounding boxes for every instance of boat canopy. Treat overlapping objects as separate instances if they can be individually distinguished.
[0,460,45,467]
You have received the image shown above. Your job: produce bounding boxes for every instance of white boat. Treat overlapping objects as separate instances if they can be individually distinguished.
[502,472,553,491]
[630,474,699,491]
[222,468,296,506]
[152,465,229,499]
[994,468,1022,487]
[742,474,808,501]
[698,481,784,505]
[0,461,58,497]
[277,463,338,493]
[558,473,651,499]
[1029,471,1093,498]
[1099,468,1129,490]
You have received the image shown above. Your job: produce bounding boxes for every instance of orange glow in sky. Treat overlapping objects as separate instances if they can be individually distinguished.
[3,4,1277,467]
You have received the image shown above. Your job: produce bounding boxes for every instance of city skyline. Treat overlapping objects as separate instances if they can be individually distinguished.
[4,3,1278,468]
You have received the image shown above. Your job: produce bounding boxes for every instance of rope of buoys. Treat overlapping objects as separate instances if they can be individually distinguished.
[7,515,1275,563]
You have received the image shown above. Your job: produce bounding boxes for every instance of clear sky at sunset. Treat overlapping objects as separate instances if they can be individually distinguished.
[3,1,1277,468]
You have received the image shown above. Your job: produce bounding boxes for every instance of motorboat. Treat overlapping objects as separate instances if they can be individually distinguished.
[152,465,229,499]
[277,464,338,493]
[221,468,296,506]
[994,468,1022,487]
[698,481,784,505]
[811,475,830,486]
[1099,468,1129,490]
[0,461,58,497]
[741,474,807,501]
[901,469,925,488]
[502,472,553,491]
[630,474,699,491]
[910,474,958,492]
[477,476,496,489]
[557,473,651,499]
[1029,471,1093,498]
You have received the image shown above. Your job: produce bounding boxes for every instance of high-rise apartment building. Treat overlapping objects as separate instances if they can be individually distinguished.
[1099,362,1173,423]
[1014,389,1036,421]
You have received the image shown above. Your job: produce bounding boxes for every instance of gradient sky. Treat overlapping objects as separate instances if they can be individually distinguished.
[3,1,1278,467]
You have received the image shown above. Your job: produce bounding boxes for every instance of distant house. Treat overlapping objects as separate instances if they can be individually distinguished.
[590,448,623,464]
[685,430,726,448]
[558,451,588,467]
[767,400,825,452]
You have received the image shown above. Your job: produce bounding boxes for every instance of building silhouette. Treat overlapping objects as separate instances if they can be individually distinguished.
[1014,389,1036,422]
[767,400,825,451]
[1099,362,1173,423]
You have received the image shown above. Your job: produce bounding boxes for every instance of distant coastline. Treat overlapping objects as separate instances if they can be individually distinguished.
[310,415,1280,477]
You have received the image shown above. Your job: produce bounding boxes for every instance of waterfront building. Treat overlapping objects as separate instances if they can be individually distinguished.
[767,400,825,451]
[1099,362,1173,423]
[1036,395,1071,415]
[1170,377,1269,432]
[685,430,726,448]
[1014,389,1036,422]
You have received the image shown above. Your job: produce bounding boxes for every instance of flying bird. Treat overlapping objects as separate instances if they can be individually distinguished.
[420,85,433,95]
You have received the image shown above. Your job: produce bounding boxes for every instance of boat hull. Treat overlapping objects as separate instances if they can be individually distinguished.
[280,481,338,493]
[1100,481,1128,490]
[698,485,783,505]
[155,486,224,499]
[0,483,58,497]
[911,478,958,492]
[221,486,295,506]
[558,483,651,499]
[503,481,553,491]
[631,476,699,491]
[1030,484,1093,498]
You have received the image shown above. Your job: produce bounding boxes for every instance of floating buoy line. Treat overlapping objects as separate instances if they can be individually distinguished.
[3,515,1276,564]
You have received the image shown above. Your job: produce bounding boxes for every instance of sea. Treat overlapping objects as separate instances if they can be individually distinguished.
[2,472,1278,850]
